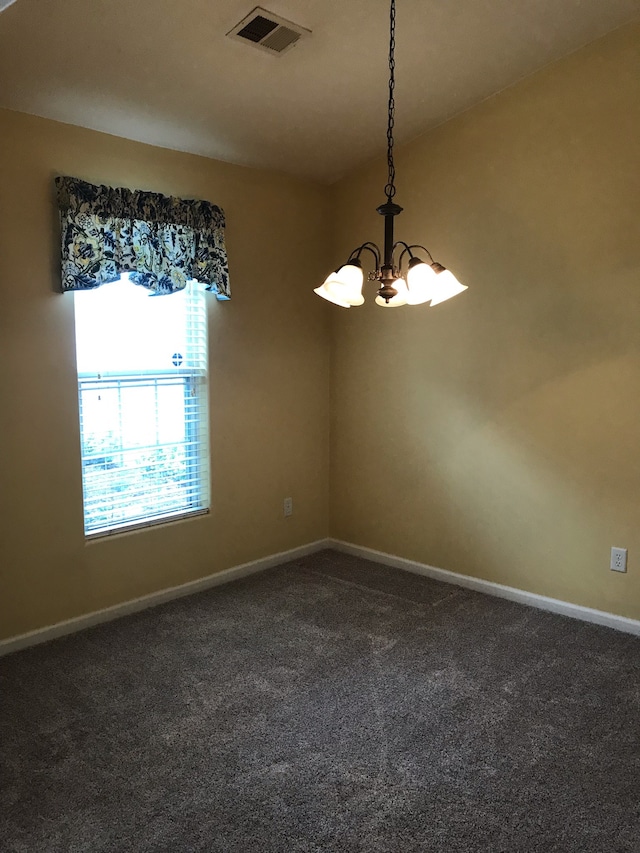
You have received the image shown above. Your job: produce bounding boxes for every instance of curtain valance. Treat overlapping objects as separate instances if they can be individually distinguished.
[55,176,231,298]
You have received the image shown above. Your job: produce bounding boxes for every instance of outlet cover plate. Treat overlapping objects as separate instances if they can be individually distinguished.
[610,547,627,573]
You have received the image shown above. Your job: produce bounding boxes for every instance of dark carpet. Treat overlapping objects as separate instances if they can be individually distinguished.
[1,550,639,852]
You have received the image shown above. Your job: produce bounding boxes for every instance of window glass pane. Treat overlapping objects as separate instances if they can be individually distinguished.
[120,383,156,448]
[157,383,187,444]
[74,276,191,374]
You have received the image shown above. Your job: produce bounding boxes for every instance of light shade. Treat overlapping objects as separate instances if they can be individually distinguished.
[430,266,468,306]
[406,258,437,305]
[321,262,365,307]
[375,277,409,307]
[313,282,351,308]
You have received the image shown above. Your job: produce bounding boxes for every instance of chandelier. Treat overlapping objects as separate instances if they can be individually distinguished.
[314,0,467,308]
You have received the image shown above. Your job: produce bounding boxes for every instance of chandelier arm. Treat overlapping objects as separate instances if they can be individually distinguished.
[350,243,381,265]
[405,243,435,264]
[354,242,382,268]
[396,248,412,270]
[393,241,413,268]
[348,243,381,269]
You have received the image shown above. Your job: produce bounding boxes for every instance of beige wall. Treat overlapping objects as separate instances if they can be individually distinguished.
[330,23,640,620]
[0,109,331,641]
[2,22,639,643]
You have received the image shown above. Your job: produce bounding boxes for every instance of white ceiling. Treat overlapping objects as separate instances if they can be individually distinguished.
[0,0,638,183]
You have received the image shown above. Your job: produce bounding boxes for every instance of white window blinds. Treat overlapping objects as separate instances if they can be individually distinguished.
[73,275,209,536]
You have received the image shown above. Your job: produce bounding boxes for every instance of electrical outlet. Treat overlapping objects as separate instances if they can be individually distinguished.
[610,547,627,573]
[283,497,293,518]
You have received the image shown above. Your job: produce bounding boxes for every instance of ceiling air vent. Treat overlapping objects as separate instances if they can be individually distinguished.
[227,7,310,56]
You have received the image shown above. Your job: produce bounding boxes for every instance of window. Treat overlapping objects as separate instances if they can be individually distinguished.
[73,275,209,536]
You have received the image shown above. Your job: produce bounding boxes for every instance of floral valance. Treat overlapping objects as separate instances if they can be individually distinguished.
[55,176,231,299]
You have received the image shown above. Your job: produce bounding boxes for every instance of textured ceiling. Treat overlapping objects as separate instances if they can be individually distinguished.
[0,0,638,183]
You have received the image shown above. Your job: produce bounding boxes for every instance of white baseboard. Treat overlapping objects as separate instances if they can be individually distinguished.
[0,539,331,658]
[4,537,638,656]
[329,539,640,637]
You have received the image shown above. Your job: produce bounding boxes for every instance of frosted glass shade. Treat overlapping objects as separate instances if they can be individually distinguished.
[430,268,468,306]
[406,259,437,305]
[313,283,351,308]
[321,263,365,306]
[375,277,409,307]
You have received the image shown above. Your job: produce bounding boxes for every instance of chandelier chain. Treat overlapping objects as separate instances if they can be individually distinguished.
[384,0,396,201]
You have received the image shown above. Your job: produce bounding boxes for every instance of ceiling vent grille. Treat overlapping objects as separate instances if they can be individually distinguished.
[227,7,310,56]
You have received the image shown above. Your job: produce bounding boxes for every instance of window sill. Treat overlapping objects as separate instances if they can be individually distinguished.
[85,508,210,542]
